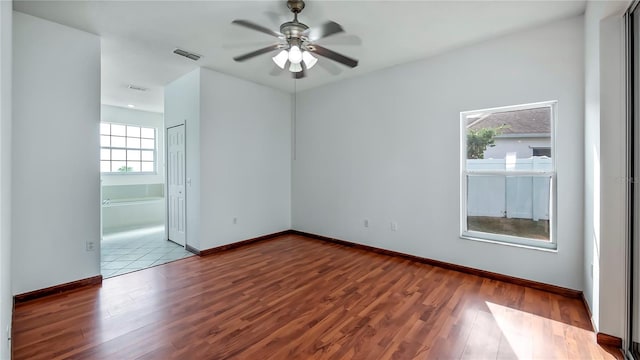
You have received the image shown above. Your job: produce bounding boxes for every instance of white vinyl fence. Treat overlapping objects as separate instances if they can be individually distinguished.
[466,157,552,221]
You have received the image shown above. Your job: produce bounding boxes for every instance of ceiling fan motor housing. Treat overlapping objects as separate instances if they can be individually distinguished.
[280,21,309,41]
[287,0,305,14]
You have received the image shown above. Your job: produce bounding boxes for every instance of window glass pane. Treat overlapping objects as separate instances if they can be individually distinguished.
[127,150,140,161]
[100,123,156,176]
[100,161,111,172]
[111,124,126,136]
[467,174,505,217]
[127,161,141,172]
[111,136,126,148]
[127,161,140,172]
[127,137,141,149]
[100,123,111,135]
[112,161,127,172]
[465,106,552,170]
[532,147,551,157]
[112,149,126,161]
[141,162,154,172]
[141,127,155,139]
[466,174,550,241]
[127,126,140,137]
[140,138,155,149]
[141,150,154,161]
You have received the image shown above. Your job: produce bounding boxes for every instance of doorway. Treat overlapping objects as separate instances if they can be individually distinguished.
[99,107,192,278]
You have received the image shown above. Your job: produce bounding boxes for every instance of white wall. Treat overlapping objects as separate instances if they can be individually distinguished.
[599,12,628,340]
[100,104,165,186]
[164,68,291,251]
[0,1,11,357]
[293,16,584,290]
[12,12,101,294]
[583,0,631,337]
[199,68,291,249]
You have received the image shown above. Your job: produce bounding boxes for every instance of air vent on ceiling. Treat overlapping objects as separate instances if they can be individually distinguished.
[173,48,201,61]
[127,84,148,92]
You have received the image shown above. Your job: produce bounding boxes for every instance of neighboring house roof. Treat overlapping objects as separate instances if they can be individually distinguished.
[466,107,551,136]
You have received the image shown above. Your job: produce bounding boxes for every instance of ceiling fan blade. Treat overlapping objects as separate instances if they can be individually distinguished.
[303,21,344,42]
[232,19,283,38]
[233,44,282,62]
[317,34,362,46]
[310,45,358,68]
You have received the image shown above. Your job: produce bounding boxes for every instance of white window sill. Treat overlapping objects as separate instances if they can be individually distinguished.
[101,172,158,176]
[460,233,558,253]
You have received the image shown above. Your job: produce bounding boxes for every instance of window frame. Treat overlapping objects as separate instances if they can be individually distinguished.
[100,122,158,175]
[459,100,558,250]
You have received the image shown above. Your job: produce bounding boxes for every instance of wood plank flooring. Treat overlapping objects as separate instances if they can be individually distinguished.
[12,234,622,359]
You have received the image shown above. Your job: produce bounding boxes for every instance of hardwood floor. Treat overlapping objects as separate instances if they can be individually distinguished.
[12,234,621,359]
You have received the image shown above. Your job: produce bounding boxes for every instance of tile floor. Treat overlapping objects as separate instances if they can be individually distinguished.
[101,225,193,278]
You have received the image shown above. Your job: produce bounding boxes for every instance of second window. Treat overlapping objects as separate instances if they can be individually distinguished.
[461,101,556,249]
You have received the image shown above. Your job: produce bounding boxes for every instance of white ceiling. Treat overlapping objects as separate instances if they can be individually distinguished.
[14,0,586,113]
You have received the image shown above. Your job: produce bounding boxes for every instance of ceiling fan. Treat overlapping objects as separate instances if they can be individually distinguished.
[231,0,359,79]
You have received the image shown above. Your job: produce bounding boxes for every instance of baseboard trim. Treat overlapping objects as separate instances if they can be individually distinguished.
[14,275,103,304]
[597,332,623,348]
[185,244,201,256]
[580,292,597,333]
[292,230,582,299]
[199,230,293,257]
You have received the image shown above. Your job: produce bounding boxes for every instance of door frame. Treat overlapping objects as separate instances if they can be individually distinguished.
[166,122,187,249]
[627,1,639,357]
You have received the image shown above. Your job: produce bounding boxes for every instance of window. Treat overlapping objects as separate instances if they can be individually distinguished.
[100,123,156,174]
[461,101,556,249]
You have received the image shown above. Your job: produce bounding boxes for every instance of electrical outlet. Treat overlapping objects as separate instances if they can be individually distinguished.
[364,219,369,228]
[233,217,238,224]
[86,241,95,251]
[391,221,398,231]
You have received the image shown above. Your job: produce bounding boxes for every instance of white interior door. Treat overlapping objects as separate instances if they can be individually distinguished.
[167,125,186,246]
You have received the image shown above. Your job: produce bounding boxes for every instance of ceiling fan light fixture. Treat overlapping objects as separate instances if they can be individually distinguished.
[288,45,303,64]
[272,50,289,69]
[289,62,303,73]
[302,51,318,69]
